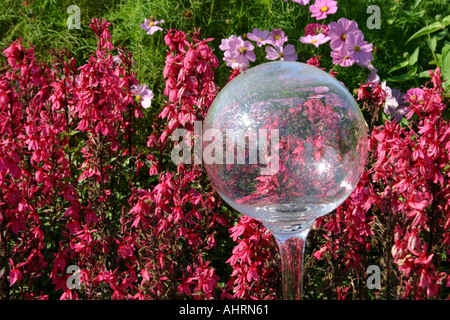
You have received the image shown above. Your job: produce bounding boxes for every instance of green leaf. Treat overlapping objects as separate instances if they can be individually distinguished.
[416,70,431,78]
[426,35,437,53]
[386,67,418,82]
[69,130,80,136]
[441,44,450,88]
[412,0,422,9]
[107,157,118,164]
[443,15,450,25]
[60,129,80,136]
[441,44,450,85]
[408,46,420,65]
[388,60,409,74]
[406,21,444,44]
[429,53,443,67]
[400,115,411,127]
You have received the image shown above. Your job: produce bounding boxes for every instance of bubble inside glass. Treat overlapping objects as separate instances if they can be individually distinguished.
[203,61,368,299]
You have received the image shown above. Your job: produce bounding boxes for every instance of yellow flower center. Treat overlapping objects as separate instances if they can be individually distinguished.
[354,45,360,52]
[321,6,328,12]
[410,95,416,100]
[341,33,346,41]
[311,39,317,43]
[280,52,284,58]
[149,21,154,26]
[275,35,280,40]
[239,47,247,53]
[135,95,142,101]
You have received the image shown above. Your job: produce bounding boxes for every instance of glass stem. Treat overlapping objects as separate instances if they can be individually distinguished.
[272,226,311,300]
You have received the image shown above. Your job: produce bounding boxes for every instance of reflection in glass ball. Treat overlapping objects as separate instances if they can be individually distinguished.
[203,61,368,232]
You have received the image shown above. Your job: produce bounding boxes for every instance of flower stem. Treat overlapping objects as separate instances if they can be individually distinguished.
[270,224,312,300]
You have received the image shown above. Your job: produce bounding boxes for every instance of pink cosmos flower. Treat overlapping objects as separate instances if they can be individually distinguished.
[309,0,338,20]
[284,0,310,4]
[300,33,330,48]
[223,50,248,70]
[227,36,256,66]
[140,19,164,35]
[267,28,288,48]
[330,47,355,67]
[328,18,360,50]
[220,35,256,69]
[247,28,270,47]
[219,35,238,51]
[344,31,373,67]
[265,44,298,61]
[131,84,154,109]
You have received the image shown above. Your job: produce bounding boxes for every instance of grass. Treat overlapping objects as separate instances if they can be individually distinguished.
[1,0,448,95]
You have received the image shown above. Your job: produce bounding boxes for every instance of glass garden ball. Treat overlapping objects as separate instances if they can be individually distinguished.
[202,61,368,232]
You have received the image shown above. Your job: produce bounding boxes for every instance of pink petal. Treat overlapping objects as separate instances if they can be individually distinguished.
[10,268,22,286]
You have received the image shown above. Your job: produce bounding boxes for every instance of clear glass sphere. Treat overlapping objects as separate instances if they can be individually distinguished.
[203,61,368,232]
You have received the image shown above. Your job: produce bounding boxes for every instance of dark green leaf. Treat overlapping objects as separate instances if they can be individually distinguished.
[388,60,409,74]
[443,15,450,26]
[441,44,450,87]
[406,21,444,44]
[408,46,420,65]
[386,67,418,82]
[416,70,431,78]
[426,35,437,53]
[412,0,422,9]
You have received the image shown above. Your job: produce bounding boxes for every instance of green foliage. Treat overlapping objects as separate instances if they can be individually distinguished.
[1,0,448,94]
[384,2,450,91]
